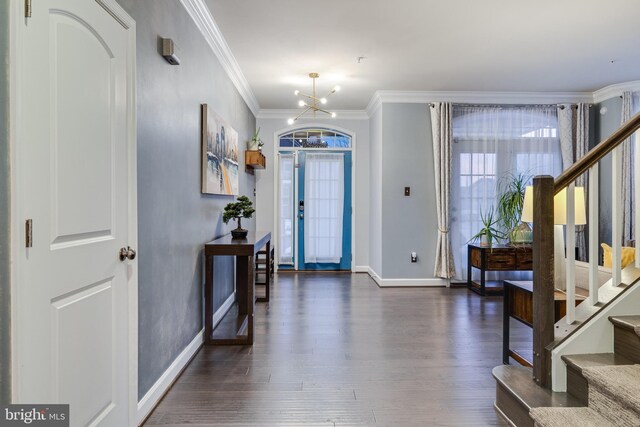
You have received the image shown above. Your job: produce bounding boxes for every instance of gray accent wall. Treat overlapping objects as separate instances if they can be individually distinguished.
[369,107,383,275]
[0,0,11,404]
[116,0,256,399]
[380,104,437,278]
[595,96,623,248]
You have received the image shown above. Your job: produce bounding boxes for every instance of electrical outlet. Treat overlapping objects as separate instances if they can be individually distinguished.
[411,252,417,262]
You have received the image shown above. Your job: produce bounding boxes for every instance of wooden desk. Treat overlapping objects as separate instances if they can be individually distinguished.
[467,244,533,296]
[204,231,271,345]
[503,280,586,366]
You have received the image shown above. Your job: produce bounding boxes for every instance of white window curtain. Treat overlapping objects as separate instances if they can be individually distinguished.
[621,91,640,244]
[304,153,344,263]
[278,153,295,264]
[430,102,456,279]
[450,105,562,280]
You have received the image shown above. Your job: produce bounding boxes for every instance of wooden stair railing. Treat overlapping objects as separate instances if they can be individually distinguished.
[533,110,640,388]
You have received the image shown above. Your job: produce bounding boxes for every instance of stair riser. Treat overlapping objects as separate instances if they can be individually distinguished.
[589,386,640,426]
[566,365,588,406]
[496,383,535,427]
[613,326,640,363]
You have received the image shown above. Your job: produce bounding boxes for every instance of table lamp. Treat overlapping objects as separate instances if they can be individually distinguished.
[521,186,587,290]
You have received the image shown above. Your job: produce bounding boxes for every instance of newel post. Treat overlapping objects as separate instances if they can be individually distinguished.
[532,176,555,388]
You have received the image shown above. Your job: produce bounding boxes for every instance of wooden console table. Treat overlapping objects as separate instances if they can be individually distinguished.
[204,231,271,345]
[503,280,586,366]
[467,244,533,296]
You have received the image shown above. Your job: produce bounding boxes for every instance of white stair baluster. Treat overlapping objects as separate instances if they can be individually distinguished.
[589,164,600,305]
[566,183,576,324]
[612,146,623,286]
[635,129,640,268]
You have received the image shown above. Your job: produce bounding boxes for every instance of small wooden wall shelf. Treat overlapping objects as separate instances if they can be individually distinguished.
[245,150,266,174]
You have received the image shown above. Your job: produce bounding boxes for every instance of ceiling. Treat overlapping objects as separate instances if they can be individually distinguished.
[205,0,640,111]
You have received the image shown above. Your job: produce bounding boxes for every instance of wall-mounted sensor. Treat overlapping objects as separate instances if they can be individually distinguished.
[161,38,180,65]
[411,252,417,263]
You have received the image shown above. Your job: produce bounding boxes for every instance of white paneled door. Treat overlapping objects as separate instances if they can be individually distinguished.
[14,1,136,426]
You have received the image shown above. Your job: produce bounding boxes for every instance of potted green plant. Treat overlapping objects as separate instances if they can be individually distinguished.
[496,173,532,244]
[469,206,504,247]
[223,195,255,239]
[247,127,264,151]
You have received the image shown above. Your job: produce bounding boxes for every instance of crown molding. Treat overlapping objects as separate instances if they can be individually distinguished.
[367,90,594,110]
[180,0,260,116]
[257,109,369,120]
[365,94,383,117]
[593,80,640,104]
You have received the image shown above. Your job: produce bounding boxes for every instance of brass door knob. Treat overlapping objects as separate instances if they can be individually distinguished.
[119,246,136,261]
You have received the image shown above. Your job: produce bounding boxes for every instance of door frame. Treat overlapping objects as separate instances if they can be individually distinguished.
[9,1,138,424]
[272,124,356,272]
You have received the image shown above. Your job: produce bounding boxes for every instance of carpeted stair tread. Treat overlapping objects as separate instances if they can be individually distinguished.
[582,364,640,415]
[608,315,640,336]
[530,407,614,427]
[561,353,633,373]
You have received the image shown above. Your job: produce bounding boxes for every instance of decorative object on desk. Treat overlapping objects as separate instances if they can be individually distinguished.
[201,104,239,195]
[223,195,255,239]
[247,127,264,151]
[497,173,532,244]
[468,206,504,247]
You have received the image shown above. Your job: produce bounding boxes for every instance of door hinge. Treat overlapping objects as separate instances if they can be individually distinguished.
[25,0,32,18]
[25,219,33,248]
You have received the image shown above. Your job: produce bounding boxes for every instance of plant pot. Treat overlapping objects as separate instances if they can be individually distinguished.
[248,140,260,151]
[480,235,490,247]
[231,228,248,239]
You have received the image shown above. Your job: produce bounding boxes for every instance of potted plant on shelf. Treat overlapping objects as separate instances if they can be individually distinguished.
[223,195,255,239]
[469,206,504,248]
[496,173,532,245]
[247,127,264,151]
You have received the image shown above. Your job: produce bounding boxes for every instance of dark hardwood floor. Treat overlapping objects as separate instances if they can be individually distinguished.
[144,272,530,426]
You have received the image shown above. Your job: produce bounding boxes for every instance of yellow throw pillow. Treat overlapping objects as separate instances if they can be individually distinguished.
[601,243,636,268]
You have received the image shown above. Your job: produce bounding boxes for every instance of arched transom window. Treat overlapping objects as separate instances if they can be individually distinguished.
[279,128,351,149]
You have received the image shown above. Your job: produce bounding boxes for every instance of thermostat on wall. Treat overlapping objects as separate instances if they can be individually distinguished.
[161,38,181,65]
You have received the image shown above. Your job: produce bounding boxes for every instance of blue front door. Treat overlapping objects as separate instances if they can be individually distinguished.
[297,151,352,270]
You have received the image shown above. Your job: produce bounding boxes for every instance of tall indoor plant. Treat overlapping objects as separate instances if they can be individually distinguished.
[496,173,532,244]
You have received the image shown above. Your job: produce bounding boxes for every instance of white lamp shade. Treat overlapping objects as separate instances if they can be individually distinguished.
[521,186,586,225]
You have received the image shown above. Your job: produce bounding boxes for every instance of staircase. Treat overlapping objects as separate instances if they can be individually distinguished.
[494,110,640,426]
[531,316,640,426]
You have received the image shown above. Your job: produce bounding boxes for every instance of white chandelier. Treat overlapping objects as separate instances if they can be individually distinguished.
[287,72,340,125]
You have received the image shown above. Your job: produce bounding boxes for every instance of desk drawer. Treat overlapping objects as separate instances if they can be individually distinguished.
[516,251,533,269]
[486,253,516,270]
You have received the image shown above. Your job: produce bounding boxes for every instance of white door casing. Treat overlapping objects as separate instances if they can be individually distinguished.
[11,1,137,426]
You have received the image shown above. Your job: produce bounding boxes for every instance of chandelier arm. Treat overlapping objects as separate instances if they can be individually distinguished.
[297,92,321,102]
[310,106,333,116]
[323,89,337,98]
[293,106,313,121]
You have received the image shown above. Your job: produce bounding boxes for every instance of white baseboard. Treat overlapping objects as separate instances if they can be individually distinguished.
[137,329,203,424]
[212,292,235,328]
[367,267,448,287]
[354,265,369,273]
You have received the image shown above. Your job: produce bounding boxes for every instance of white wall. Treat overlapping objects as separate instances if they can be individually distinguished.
[255,115,370,270]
